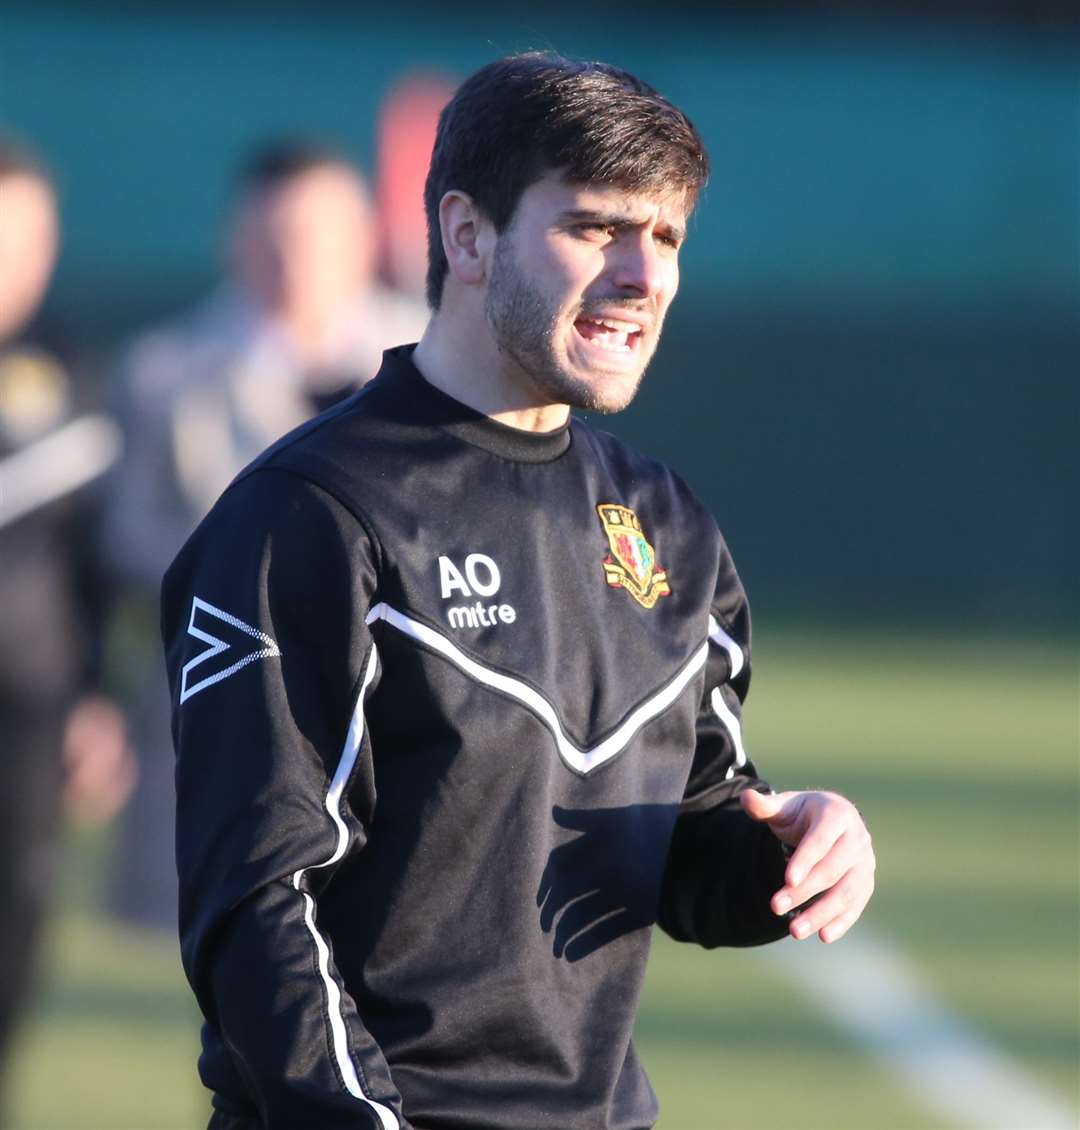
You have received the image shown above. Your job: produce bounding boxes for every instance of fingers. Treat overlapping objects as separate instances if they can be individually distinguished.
[771,831,852,916]
[739,789,807,843]
[781,795,856,887]
[758,789,876,943]
[792,842,850,899]
[787,858,875,944]
[739,788,783,822]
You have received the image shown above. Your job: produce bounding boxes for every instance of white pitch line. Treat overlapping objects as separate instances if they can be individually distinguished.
[758,932,1078,1130]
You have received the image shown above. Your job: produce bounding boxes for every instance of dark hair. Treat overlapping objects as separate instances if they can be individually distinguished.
[423,52,709,309]
[0,135,54,187]
[237,139,357,197]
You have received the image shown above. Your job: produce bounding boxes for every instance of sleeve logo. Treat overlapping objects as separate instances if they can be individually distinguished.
[179,596,281,704]
[595,503,671,609]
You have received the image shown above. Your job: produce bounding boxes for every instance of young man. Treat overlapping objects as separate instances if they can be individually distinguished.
[163,54,875,1130]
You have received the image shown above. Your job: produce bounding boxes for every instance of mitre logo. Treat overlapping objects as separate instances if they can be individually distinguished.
[595,503,671,609]
[438,553,517,630]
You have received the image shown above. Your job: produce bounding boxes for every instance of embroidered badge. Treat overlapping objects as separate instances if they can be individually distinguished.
[595,503,671,609]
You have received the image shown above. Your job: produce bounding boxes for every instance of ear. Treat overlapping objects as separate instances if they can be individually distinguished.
[438,190,493,288]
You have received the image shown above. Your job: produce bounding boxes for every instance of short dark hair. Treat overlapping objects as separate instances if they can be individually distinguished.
[237,139,357,197]
[423,52,708,309]
[0,135,54,187]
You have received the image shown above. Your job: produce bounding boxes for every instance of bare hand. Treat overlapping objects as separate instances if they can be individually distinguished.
[740,789,875,944]
[62,694,137,825]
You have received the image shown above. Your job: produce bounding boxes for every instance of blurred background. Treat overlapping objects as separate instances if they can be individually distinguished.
[0,1,1076,1127]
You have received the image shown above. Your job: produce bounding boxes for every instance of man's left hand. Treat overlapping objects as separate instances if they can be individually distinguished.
[739,789,875,944]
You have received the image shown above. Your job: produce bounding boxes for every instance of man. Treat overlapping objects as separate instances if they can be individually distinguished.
[162,54,875,1130]
[105,140,427,579]
[0,139,131,1087]
[102,140,427,929]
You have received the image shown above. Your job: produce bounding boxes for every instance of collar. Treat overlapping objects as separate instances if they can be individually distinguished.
[372,344,572,464]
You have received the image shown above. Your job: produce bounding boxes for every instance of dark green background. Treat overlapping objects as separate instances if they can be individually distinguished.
[3,1,1076,626]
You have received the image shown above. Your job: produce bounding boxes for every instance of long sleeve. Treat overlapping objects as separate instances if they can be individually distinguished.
[161,468,404,1129]
[657,532,791,949]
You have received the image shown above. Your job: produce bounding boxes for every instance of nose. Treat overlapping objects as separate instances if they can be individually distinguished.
[609,231,668,299]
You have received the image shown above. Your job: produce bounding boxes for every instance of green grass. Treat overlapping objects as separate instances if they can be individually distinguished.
[5,626,1078,1129]
[4,914,204,1129]
[640,626,1077,1127]
[638,937,939,1129]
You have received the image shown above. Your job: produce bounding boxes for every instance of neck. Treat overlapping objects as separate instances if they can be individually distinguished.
[412,305,570,434]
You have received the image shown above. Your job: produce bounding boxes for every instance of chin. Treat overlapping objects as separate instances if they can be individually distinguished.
[558,340,655,413]
[585,389,641,415]
[557,368,645,414]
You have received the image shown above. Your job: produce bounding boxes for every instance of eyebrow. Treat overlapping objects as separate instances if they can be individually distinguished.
[558,209,686,245]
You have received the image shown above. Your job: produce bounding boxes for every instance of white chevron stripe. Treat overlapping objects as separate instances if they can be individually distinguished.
[710,686,748,780]
[708,615,745,680]
[365,602,709,775]
[291,645,399,1129]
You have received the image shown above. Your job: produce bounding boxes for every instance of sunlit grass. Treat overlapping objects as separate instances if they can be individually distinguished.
[5,914,204,1130]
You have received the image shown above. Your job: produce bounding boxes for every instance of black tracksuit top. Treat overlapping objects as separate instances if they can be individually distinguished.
[162,346,789,1130]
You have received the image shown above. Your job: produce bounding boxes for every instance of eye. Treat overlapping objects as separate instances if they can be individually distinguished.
[575,222,614,239]
[655,231,682,250]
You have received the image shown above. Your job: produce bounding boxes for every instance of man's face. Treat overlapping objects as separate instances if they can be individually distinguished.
[233,163,374,320]
[484,171,686,414]
[0,173,59,342]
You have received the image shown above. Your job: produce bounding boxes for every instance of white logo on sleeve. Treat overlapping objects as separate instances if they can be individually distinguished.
[179,596,281,704]
[437,554,516,630]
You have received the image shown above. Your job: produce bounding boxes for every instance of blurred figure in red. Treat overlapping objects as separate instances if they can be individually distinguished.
[0,138,133,1093]
[374,72,454,297]
[100,140,426,930]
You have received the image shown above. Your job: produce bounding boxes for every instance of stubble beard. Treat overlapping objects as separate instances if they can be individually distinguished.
[484,235,655,415]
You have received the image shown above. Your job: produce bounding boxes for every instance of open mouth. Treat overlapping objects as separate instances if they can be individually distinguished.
[573,315,644,354]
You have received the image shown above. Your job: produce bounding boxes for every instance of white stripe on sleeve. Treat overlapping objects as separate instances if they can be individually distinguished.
[291,644,398,1129]
[710,685,748,781]
[708,615,745,681]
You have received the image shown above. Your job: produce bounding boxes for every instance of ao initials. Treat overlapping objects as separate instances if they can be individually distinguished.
[438,554,517,630]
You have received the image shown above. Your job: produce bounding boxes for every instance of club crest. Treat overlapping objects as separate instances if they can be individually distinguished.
[595,503,671,609]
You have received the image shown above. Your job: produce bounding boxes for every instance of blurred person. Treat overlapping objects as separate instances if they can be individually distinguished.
[374,72,455,296]
[100,140,427,930]
[162,55,875,1129]
[0,139,133,1095]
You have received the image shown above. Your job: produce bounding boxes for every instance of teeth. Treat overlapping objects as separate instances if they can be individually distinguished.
[592,331,630,351]
[587,317,641,334]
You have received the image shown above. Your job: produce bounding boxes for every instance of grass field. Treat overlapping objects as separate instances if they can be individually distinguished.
[5,624,1077,1129]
